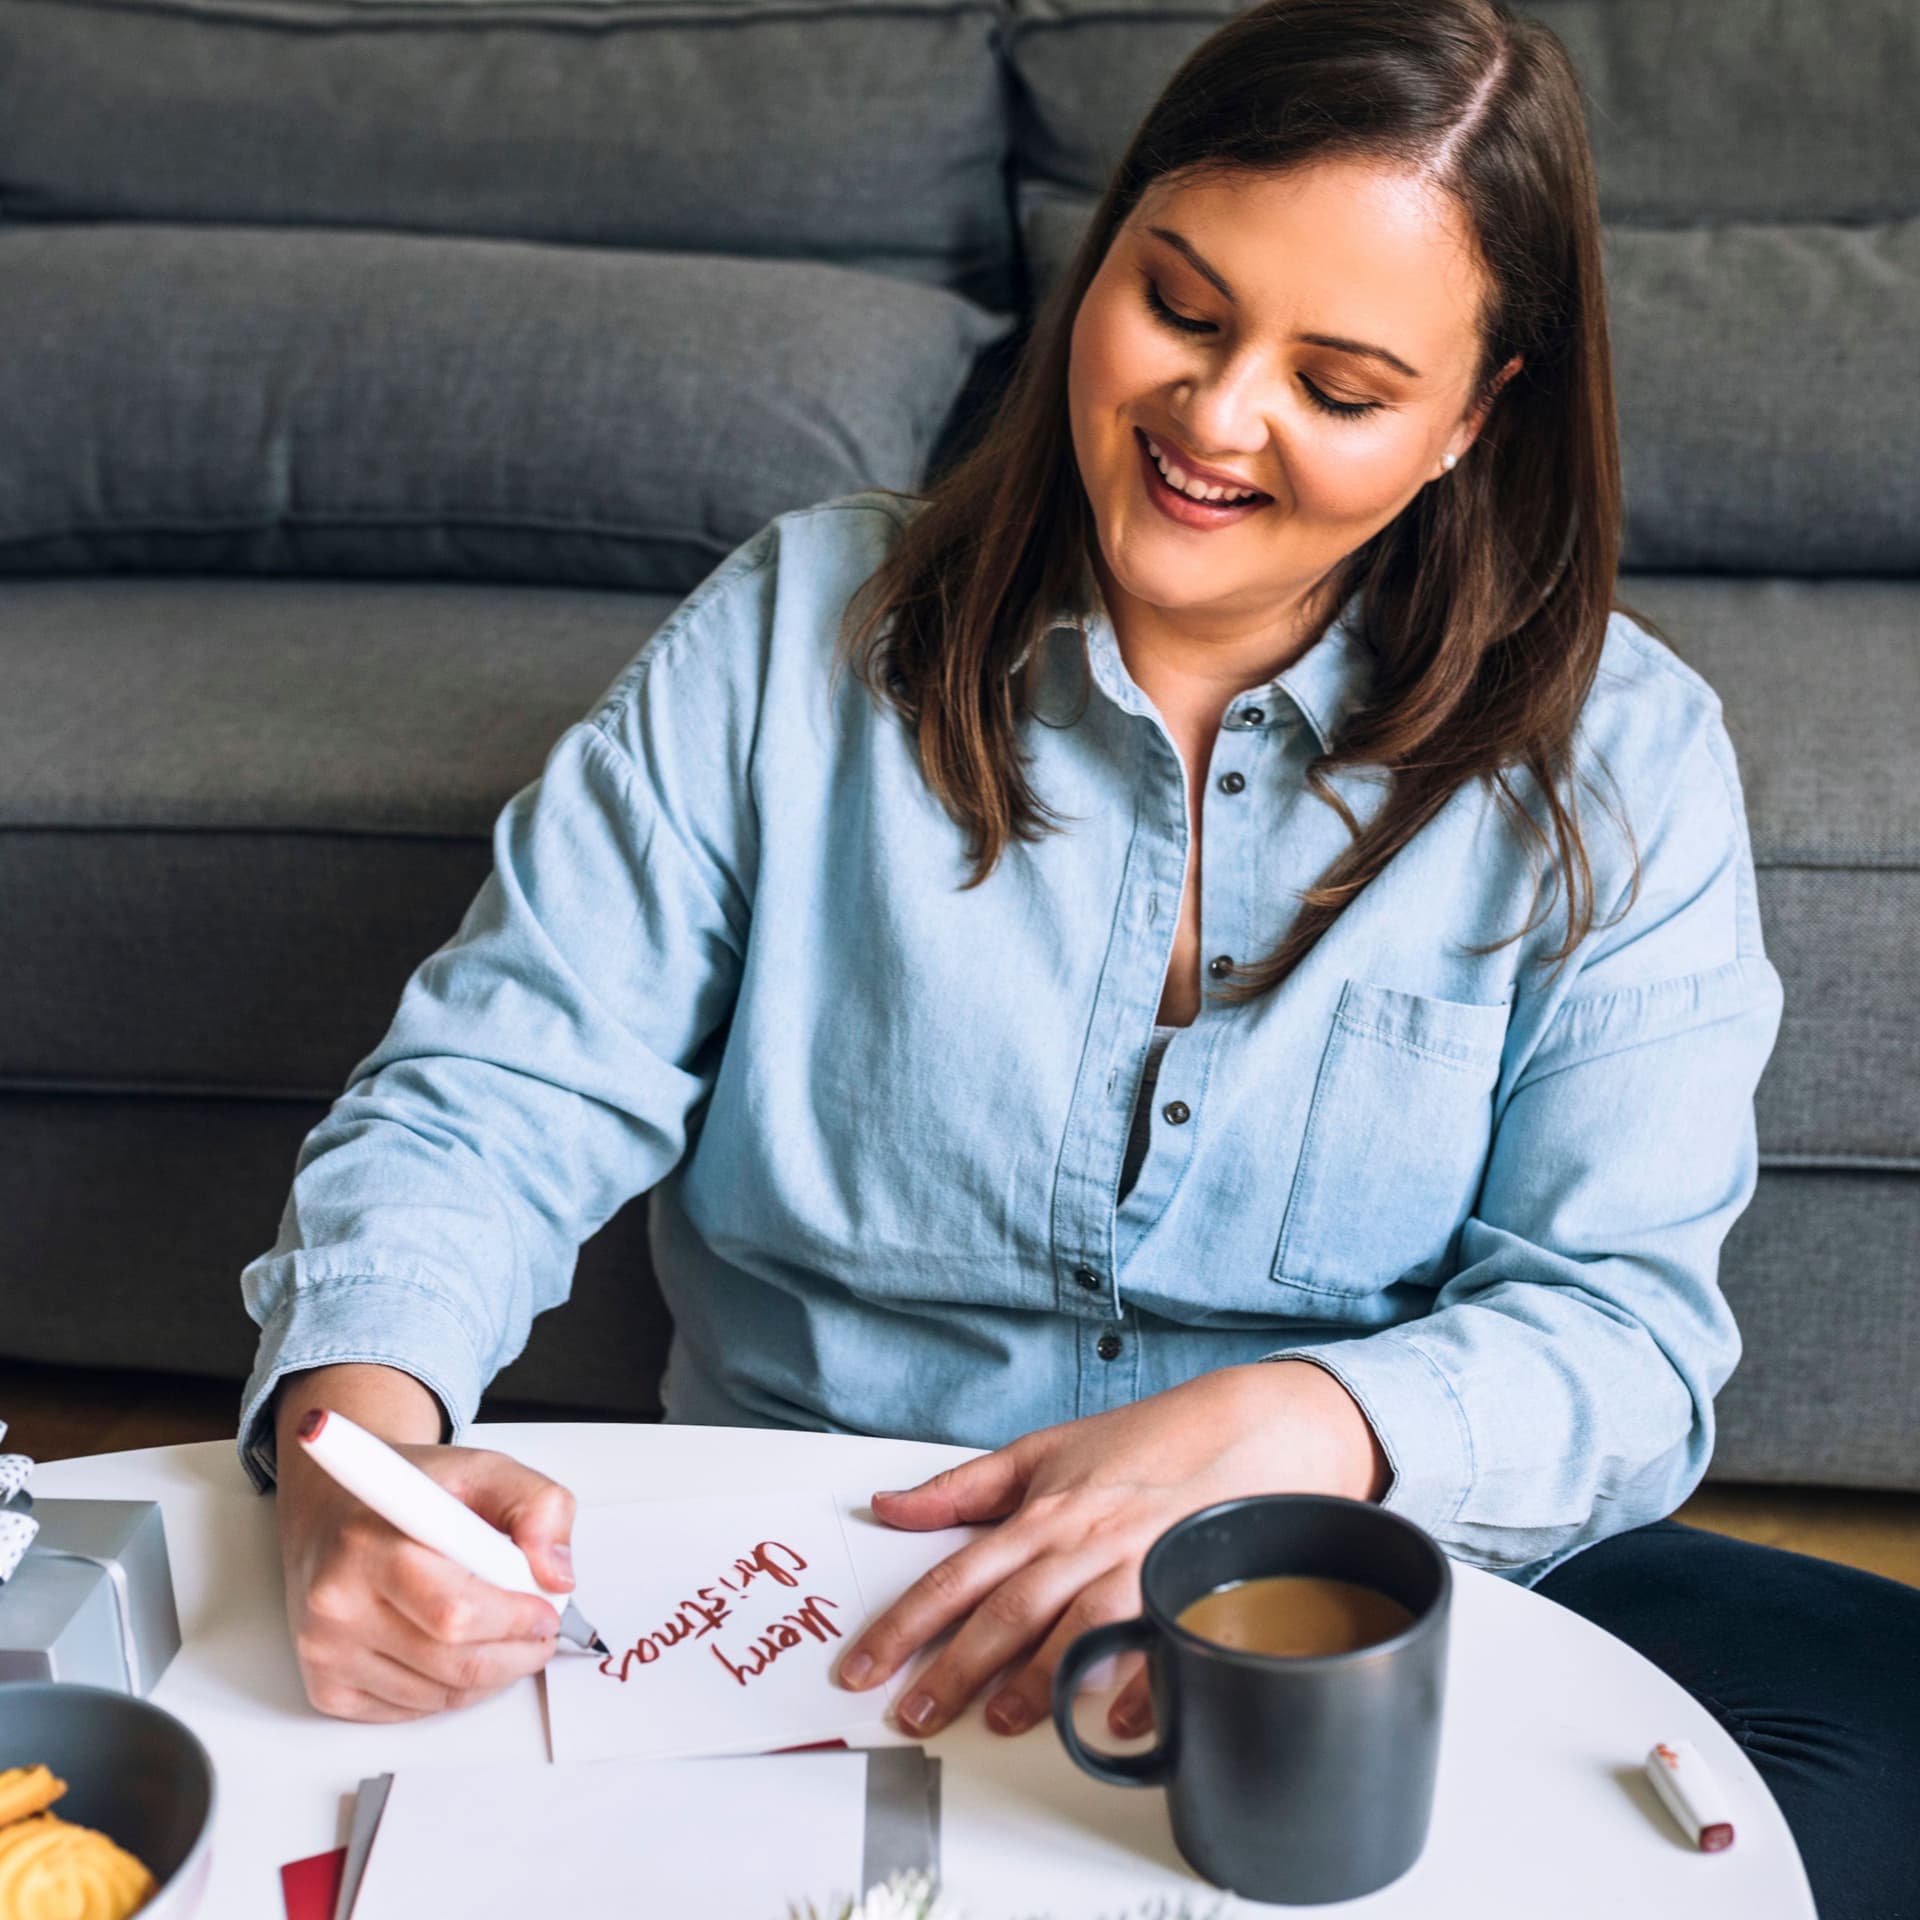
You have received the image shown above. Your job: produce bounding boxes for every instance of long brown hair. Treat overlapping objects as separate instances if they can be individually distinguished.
[839,0,1647,1006]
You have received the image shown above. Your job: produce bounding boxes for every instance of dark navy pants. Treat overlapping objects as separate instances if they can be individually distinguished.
[1535,1519,1920,1920]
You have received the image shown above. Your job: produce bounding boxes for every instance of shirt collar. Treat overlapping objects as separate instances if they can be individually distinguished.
[1039,550,1372,754]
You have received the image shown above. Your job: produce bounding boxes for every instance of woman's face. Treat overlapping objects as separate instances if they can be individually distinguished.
[1068,158,1519,677]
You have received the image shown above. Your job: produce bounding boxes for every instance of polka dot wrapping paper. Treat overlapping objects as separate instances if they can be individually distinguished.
[0,1435,39,1584]
[0,1509,37,1585]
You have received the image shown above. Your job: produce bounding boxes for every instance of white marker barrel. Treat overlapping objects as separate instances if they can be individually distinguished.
[1645,1739,1736,1852]
[297,1406,561,1603]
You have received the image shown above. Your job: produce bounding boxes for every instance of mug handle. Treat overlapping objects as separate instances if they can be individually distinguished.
[1051,1617,1171,1787]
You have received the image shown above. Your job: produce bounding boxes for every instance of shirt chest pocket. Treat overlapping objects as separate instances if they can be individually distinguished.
[1272,980,1511,1300]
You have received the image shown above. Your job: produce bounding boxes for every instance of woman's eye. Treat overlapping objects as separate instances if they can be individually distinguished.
[1300,378,1382,421]
[1140,274,1382,421]
[1140,275,1214,336]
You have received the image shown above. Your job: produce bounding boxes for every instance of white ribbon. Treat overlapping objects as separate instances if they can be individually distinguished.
[0,1509,38,1585]
[0,1422,36,1583]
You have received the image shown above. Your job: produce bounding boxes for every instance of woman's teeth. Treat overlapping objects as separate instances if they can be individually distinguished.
[1145,435,1264,505]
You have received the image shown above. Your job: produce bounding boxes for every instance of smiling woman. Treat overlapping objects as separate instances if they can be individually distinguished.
[1068,160,1523,731]
[841,0,1619,1014]
[238,2,1913,1913]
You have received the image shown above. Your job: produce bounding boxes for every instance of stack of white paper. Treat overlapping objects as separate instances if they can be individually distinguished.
[350,1752,909,1919]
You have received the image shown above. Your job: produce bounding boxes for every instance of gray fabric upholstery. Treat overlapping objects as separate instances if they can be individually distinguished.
[0,577,677,838]
[1018,190,1920,573]
[0,0,1016,307]
[0,577,677,1090]
[0,226,1009,591]
[1710,1170,1920,1488]
[1607,222,1920,573]
[1624,578,1920,1172]
[0,1093,672,1413]
[1007,0,1920,571]
[1006,0,1920,222]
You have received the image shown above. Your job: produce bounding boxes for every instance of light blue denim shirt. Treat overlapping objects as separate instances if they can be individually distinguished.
[237,490,1784,1587]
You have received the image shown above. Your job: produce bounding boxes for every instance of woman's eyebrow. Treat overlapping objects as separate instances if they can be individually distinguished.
[1144,224,1424,380]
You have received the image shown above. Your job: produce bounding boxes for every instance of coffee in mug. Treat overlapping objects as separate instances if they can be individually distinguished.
[1052,1494,1450,1904]
[1174,1573,1415,1657]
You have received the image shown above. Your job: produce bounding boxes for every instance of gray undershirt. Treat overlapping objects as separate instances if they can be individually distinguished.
[1118,1022,1182,1203]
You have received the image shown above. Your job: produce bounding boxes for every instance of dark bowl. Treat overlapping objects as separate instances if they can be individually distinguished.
[0,1681,216,1916]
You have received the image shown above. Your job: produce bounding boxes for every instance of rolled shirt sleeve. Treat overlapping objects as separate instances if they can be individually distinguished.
[1269,703,1785,1585]
[234,527,775,1491]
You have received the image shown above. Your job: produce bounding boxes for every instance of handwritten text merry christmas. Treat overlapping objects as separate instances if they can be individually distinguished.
[598,1539,847,1689]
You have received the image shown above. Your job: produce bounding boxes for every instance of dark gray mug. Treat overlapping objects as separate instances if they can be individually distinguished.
[1051,1494,1451,1905]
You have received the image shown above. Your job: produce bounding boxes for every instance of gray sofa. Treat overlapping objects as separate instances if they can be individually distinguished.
[2,0,1914,1488]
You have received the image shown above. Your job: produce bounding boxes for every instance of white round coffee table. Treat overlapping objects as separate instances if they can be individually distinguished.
[32,1423,1814,1917]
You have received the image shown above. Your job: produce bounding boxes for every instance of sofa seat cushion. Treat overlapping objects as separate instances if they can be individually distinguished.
[0,225,1010,593]
[1,574,1913,1168]
[0,576,677,1093]
[0,1087,672,1412]
[0,0,1015,307]
[1620,576,1920,1169]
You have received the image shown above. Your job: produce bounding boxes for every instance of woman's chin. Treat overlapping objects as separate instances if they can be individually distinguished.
[1098,523,1284,612]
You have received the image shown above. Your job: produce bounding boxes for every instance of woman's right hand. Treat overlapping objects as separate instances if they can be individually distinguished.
[272,1364,580,1722]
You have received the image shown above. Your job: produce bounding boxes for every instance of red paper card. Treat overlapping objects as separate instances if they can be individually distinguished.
[280,1845,346,1920]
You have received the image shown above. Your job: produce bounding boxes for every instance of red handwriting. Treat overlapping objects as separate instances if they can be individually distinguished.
[599,1541,813,1684]
[712,1595,845,1688]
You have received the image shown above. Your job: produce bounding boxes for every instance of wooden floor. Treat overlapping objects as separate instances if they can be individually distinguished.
[5,1357,1918,1588]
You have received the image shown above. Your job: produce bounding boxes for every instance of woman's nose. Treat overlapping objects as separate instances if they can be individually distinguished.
[1168,368,1278,470]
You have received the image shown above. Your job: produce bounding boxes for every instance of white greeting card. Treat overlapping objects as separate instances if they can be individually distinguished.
[543,1487,977,1764]
[350,1753,871,1919]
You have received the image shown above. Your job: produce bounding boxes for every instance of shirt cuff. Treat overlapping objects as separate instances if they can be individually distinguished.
[235,1275,488,1493]
[1260,1334,1475,1537]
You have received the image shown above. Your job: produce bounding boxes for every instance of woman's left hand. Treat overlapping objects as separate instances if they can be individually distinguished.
[835,1359,1390,1741]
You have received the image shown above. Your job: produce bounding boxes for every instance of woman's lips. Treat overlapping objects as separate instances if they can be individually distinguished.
[1135,428,1271,528]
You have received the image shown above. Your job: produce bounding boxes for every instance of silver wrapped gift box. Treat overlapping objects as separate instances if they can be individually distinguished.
[0,1498,182,1695]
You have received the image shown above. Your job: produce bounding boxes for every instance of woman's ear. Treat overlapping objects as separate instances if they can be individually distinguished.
[1457,352,1524,456]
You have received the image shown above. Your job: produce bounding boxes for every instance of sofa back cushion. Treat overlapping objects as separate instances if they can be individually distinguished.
[1010,0,1918,220]
[1008,0,1920,574]
[0,0,1016,308]
[0,227,1011,590]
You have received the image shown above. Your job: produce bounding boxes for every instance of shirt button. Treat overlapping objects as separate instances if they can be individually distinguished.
[1208,954,1234,980]
[1241,706,1265,726]
[1096,1334,1124,1362]
[1217,770,1246,794]
[1072,1265,1103,1293]
[1162,1100,1191,1125]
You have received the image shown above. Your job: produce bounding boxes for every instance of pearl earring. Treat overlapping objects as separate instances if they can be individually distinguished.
[1441,452,1458,472]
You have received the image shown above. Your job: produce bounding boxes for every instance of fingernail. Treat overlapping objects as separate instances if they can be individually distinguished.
[898,1691,940,1733]
[1113,1700,1151,1737]
[549,1542,574,1570]
[839,1651,874,1689]
[985,1693,1033,1735]
[871,1489,905,1503]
